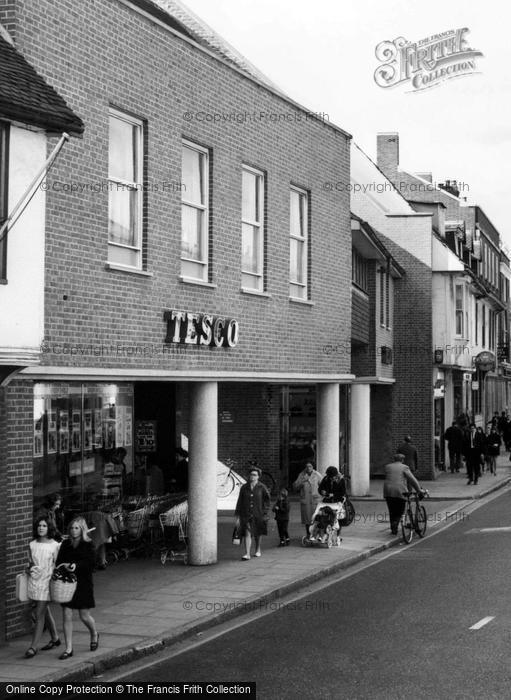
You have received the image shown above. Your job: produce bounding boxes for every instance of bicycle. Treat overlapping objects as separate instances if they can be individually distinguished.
[401,489,429,543]
[216,458,241,498]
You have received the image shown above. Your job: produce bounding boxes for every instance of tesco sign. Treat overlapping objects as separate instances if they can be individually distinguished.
[164,310,239,348]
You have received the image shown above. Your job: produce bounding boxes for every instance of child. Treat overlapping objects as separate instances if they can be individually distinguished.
[272,488,290,546]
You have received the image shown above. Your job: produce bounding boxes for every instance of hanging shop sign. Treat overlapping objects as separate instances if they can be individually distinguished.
[473,351,496,372]
[164,309,239,348]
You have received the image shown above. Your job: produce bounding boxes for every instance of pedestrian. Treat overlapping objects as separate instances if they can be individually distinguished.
[463,424,485,485]
[504,421,511,452]
[35,493,65,541]
[443,422,463,473]
[24,517,61,658]
[486,427,501,476]
[272,487,290,546]
[396,435,418,473]
[497,411,508,436]
[319,466,347,537]
[55,517,99,659]
[293,462,322,539]
[383,454,423,535]
[235,467,271,561]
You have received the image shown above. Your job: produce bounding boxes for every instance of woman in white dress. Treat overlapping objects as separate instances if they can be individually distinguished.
[24,517,61,658]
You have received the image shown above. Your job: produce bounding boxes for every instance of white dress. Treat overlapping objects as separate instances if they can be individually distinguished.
[27,539,61,602]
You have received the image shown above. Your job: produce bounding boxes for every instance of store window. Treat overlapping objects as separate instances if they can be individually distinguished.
[108,109,143,269]
[0,121,9,282]
[181,140,209,282]
[241,165,265,291]
[289,186,309,300]
[33,383,134,516]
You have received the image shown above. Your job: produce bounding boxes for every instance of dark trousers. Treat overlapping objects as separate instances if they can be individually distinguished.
[448,446,461,472]
[385,497,406,534]
[467,450,481,483]
[276,519,289,541]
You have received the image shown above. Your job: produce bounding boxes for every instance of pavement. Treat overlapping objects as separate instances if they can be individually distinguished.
[3,457,511,684]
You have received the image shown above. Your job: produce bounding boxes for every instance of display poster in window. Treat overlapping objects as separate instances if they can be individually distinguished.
[116,406,125,448]
[47,430,57,454]
[59,430,69,454]
[125,407,133,447]
[93,409,102,447]
[104,421,116,449]
[59,410,69,432]
[84,410,92,452]
[72,428,81,452]
[48,410,57,432]
[135,420,157,452]
[34,415,43,458]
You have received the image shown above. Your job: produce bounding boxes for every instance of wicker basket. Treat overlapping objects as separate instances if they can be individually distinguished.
[50,566,77,603]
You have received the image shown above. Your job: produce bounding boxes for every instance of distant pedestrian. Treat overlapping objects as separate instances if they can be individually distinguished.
[55,517,99,659]
[383,454,423,535]
[397,436,418,473]
[293,462,322,539]
[443,422,463,473]
[272,488,290,546]
[235,467,271,561]
[504,421,511,451]
[497,411,508,436]
[463,424,485,485]
[485,427,501,476]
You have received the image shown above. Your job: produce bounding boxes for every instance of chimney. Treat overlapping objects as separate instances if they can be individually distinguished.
[438,180,460,198]
[377,132,399,178]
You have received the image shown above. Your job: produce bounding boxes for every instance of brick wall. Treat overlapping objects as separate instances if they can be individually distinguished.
[377,233,435,479]
[2,377,34,640]
[0,0,15,39]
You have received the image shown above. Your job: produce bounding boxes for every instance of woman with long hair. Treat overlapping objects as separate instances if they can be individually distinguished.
[24,517,60,658]
[55,517,99,659]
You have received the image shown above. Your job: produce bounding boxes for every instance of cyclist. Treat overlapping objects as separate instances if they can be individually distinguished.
[383,454,423,535]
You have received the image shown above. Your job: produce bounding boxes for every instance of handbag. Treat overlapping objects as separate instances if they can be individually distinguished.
[16,572,29,602]
[50,564,77,603]
[232,526,241,546]
[339,497,356,526]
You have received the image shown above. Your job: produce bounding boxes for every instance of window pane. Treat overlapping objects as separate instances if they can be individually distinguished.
[290,238,304,283]
[109,116,137,182]
[182,146,204,205]
[181,204,203,260]
[242,223,259,273]
[242,170,258,222]
[290,190,303,238]
[108,187,138,246]
[108,243,139,268]
[290,282,306,299]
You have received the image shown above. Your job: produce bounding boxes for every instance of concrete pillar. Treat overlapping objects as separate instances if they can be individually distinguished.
[316,383,340,474]
[188,381,218,565]
[350,383,371,496]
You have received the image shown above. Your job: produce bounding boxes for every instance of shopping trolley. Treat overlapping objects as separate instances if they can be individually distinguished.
[159,499,188,565]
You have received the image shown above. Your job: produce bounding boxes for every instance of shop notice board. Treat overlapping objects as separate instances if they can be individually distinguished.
[135,420,157,453]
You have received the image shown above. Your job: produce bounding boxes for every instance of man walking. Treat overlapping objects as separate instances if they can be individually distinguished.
[443,421,463,473]
[397,435,418,473]
[383,454,423,535]
[463,423,485,485]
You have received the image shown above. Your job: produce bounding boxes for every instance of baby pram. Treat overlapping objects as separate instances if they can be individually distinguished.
[302,502,344,548]
[159,499,188,565]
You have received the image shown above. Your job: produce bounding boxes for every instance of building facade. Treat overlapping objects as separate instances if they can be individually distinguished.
[0,0,352,640]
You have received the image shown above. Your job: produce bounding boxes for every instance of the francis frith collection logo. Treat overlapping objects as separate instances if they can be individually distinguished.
[374,28,483,92]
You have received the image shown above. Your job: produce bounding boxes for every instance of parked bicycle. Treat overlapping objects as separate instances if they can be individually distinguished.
[401,489,429,544]
[216,458,277,498]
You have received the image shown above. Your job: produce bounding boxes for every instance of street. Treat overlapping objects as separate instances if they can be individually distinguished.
[102,488,511,699]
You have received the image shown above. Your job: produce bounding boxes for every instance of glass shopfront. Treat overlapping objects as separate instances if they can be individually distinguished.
[33,382,134,515]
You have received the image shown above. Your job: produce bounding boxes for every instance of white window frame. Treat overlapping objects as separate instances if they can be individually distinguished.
[181,140,209,282]
[108,108,143,270]
[241,165,265,292]
[289,186,309,300]
[455,283,465,338]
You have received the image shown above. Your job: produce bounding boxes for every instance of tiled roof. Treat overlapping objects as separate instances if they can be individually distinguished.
[151,0,280,91]
[0,34,83,135]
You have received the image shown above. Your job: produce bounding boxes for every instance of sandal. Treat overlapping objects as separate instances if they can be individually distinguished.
[59,650,73,660]
[41,638,61,650]
[24,647,37,659]
[90,633,99,651]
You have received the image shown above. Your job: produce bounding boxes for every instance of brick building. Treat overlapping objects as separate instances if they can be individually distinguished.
[0,0,352,640]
